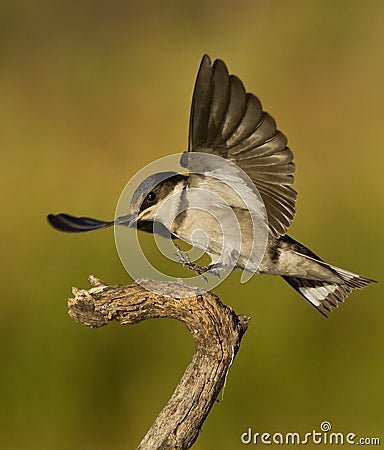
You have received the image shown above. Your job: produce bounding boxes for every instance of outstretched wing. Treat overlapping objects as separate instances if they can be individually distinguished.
[187,54,297,237]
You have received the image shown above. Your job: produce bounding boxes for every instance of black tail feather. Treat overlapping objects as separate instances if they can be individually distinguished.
[282,271,376,318]
[47,213,113,233]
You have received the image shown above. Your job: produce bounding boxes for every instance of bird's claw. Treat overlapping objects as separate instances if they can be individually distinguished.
[175,245,224,282]
[175,245,209,281]
[206,262,224,279]
[175,246,191,265]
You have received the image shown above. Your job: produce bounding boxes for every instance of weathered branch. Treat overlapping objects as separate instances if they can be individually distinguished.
[68,276,249,450]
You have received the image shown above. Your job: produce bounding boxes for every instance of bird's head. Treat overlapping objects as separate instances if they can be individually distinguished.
[117,172,187,228]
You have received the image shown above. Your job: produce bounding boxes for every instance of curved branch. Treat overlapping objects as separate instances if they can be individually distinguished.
[68,276,249,450]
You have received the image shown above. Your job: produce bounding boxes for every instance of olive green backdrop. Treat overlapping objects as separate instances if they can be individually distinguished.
[1,1,383,449]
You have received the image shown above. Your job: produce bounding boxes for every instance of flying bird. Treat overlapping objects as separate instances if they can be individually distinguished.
[48,55,376,316]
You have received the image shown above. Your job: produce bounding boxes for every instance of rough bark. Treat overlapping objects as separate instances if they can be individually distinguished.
[68,275,249,449]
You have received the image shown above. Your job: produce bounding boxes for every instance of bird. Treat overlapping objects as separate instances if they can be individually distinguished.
[48,54,376,317]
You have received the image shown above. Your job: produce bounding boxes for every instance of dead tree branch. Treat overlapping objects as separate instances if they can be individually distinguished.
[68,275,249,449]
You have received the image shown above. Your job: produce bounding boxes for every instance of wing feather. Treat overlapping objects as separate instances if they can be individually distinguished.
[187,55,297,237]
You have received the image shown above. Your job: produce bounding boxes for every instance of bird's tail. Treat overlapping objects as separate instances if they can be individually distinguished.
[282,264,376,317]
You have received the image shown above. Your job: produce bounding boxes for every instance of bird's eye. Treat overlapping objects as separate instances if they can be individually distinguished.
[146,191,156,202]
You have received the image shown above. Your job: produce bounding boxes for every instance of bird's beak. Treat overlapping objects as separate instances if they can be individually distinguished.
[115,213,138,228]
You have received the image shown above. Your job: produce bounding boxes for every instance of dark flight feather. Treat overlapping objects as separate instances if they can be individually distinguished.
[187,54,297,237]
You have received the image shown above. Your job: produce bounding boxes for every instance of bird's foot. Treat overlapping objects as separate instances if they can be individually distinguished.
[175,246,224,281]
[175,246,192,266]
[206,262,225,279]
[178,255,208,276]
[175,246,208,281]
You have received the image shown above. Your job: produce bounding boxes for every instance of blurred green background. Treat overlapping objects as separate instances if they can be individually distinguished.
[1,1,383,449]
